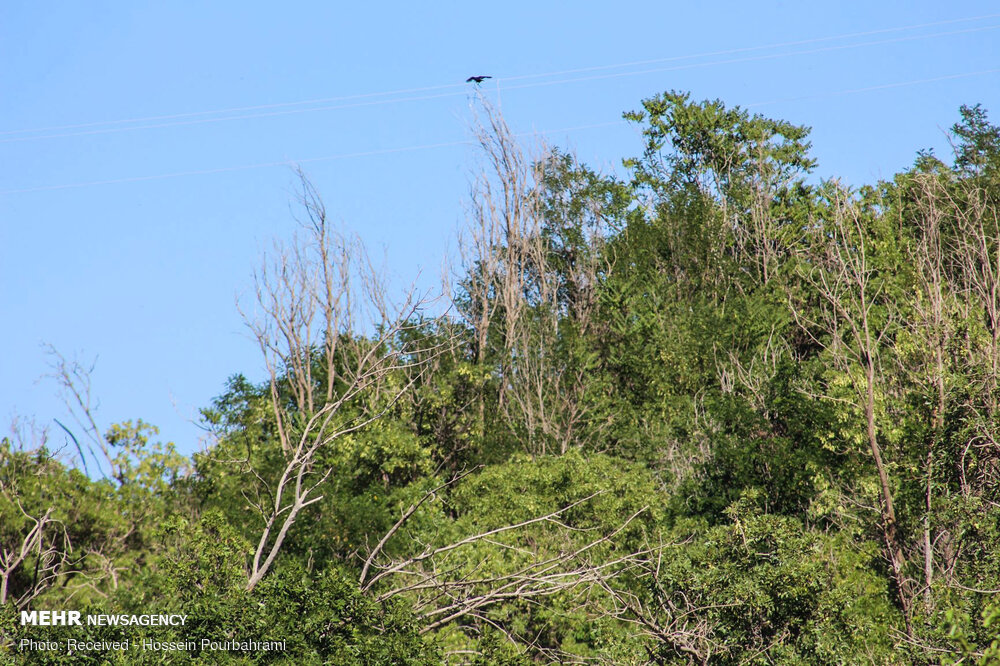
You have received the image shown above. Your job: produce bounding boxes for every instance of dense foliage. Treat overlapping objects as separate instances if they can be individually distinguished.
[3,94,1000,664]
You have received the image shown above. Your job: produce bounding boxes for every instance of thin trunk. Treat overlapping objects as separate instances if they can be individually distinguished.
[924,340,945,609]
[865,359,911,636]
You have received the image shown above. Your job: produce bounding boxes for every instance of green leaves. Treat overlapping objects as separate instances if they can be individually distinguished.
[9,94,1000,664]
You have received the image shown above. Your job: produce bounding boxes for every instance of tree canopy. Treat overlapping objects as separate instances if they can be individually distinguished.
[3,93,1000,665]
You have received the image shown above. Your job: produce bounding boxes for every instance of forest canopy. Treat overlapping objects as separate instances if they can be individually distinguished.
[3,92,1000,665]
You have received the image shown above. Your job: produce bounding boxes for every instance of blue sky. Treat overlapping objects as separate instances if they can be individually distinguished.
[2,1,998,458]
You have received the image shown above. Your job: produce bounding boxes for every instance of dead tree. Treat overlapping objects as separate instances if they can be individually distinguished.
[357,476,651,658]
[597,556,734,666]
[0,506,70,609]
[954,182,1000,404]
[44,347,118,480]
[951,180,1000,496]
[239,171,441,591]
[901,174,959,609]
[0,423,73,609]
[790,185,914,636]
[458,98,606,455]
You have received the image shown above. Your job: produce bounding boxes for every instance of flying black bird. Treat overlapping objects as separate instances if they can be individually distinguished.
[466,75,492,84]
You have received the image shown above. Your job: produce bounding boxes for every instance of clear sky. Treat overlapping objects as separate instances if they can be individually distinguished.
[2,1,998,458]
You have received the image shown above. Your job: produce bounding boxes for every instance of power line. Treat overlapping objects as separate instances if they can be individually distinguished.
[2,12,998,143]
[0,141,469,195]
[0,82,465,138]
[498,24,1000,94]
[500,11,1000,83]
[3,67,997,197]
[0,125,626,195]
[745,68,1000,108]
[0,90,467,144]
[3,22,996,146]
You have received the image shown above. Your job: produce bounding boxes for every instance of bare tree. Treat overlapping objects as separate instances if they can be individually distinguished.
[0,506,70,609]
[0,422,73,609]
[597,556,735,666]
[954,182,1000,401]
[357,475,651,660]
[951,179,1000,496]
[901,174,959,609]
[238,171,442,591]
[44,347,118,479]
[457,97,608,455]
[790,185,914,636]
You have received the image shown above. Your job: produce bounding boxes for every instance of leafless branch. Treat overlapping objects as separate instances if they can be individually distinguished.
[239,170,448,591]
[457,97,608,455]
[790,184,914,636]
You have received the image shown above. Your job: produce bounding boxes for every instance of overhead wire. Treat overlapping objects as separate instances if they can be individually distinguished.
[744,67,1000,108]
[2,12,999,143]
[498,11,1000,83]
[0,89,468,144]
[2,66,998,197]
[498,24,1000,94]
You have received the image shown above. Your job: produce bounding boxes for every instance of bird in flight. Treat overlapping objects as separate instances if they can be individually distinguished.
[466,75,492,84]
